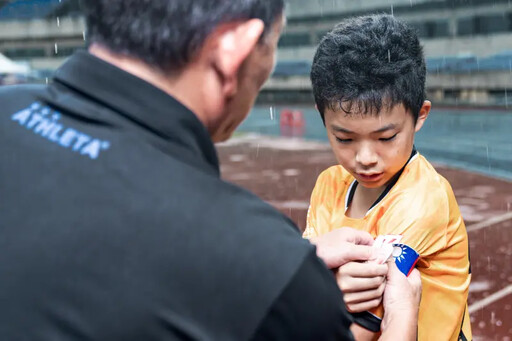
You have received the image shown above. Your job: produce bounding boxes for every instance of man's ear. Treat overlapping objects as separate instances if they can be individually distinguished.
[208,19,265,96]
[415,100,431,132]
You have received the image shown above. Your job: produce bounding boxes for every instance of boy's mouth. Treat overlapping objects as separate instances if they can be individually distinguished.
[356,172,384,183]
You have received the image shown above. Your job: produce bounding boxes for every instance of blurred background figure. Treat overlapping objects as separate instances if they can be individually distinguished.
[0,52,30,85]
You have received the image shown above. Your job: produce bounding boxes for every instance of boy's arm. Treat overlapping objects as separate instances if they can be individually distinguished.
[373,189,470,339]
[351,324,379,341]
[303,169,334,239]
[303,204,318,239]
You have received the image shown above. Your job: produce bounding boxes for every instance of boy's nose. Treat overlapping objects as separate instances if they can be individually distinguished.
[355,145,378,168]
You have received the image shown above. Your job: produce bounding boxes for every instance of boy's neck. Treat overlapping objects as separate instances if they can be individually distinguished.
[346,184,387,219]
[346,147,417,219]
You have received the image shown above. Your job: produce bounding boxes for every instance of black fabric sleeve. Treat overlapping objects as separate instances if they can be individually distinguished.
[251,250,355,341]
[350,311,382,332]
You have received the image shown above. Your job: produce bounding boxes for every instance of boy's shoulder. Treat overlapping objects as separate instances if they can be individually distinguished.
[388,153,457,215]
[399,153,453,195]
[377,154,464,256]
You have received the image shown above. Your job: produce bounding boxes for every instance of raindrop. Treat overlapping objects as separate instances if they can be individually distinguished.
[486,145,491,171]
[83,31,86,41]
[390,4,394,16]
[269,106,275,120]
[478,321,486,329]
[54,43,58,54]
[388,50,391,62]
[496,320,503,327]
[56,17,60,27]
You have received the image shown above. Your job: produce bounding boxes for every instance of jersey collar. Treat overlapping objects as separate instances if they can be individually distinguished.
[345,148,418,216]
[52,51,220,174]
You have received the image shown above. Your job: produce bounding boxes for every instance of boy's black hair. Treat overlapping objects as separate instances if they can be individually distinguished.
[80,0,284,73]
[310,14,426,122]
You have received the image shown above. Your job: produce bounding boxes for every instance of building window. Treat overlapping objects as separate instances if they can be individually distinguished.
[458,17,477,36]
[55,46,83,57]
[409,22,428,38]
[409,20,449,38]
[315,30,330,43]
[458,13,512,36]
[3,48,46,59]
[479,14,509,34]
[278,33,311,48]
[426,20,449,38]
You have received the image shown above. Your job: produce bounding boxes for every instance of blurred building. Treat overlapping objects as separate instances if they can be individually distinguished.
[0,0,511,106]
[270,0,512,106]
[0,0,83,73]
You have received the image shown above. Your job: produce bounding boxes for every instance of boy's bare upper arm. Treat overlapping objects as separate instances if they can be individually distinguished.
[351,323,379,341]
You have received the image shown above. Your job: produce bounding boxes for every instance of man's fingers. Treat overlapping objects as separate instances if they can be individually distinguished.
[343,282,385,304]
[352,230,374,246]
[386,262,422,305]
[407,268,422,288]
[407,268,422,304]
[339,227,374,246]
[343,244,374,262]
[338,275,386,293]
[340,261,388,277]
[346,298,383,313]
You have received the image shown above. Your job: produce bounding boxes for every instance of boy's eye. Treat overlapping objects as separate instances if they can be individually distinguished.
[379,134,397,142]
[335,137,353,143]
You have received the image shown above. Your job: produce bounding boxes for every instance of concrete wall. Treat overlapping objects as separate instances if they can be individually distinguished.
[263,69,512,106]
[277,32,512,61]
[0,17,84,41]
[280,1,512,59]
[285,0,438,18]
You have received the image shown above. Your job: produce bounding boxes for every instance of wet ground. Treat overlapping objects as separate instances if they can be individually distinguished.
[217,134,512,341]
[240,106,512,181]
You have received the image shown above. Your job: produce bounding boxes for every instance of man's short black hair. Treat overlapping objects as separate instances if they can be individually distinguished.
[80,0,284,72]
[311,14,426,122]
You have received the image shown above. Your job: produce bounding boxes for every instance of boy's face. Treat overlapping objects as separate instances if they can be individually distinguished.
[324,101,431,190]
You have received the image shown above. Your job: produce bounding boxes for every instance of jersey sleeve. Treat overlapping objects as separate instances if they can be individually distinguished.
[375,187,449,255]
[303,169,336,240]
[360,187,450,327]
[368,186,470,340]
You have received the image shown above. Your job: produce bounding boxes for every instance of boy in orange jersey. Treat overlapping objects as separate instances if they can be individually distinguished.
[304,15,472,341]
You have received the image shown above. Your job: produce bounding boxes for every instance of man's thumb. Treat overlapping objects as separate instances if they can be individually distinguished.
[386,261,405,281]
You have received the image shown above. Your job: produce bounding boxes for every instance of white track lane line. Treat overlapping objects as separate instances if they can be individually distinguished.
[466,212,512,233]
[469,285,512,314]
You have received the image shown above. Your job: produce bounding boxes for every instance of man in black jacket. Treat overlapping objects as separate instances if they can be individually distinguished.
[0,1,421,340]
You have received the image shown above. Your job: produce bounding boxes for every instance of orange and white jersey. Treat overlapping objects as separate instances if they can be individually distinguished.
[304,151,472,341]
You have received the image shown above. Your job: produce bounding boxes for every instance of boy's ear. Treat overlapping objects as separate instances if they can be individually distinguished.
[414,100,431,132]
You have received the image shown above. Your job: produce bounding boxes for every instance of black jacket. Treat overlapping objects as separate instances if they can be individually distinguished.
[0,52,353,340]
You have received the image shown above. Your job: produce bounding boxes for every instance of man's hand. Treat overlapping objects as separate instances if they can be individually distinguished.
[310,227,374,269]
[335,261,388,313]
[380,263,422,341]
